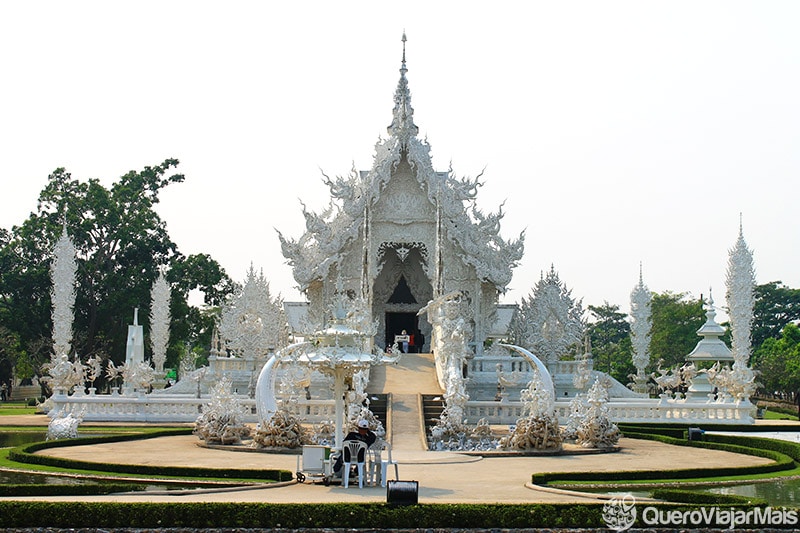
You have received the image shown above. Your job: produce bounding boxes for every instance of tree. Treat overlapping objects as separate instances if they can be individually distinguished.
[587,302,634,385]
[753,323,800,399]
[752,281,800,348]
[167,253,237,370]
[0,160,234,388]
[649,291,704,370]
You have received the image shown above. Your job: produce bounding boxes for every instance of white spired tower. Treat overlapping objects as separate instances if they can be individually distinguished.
[725,216,757,401]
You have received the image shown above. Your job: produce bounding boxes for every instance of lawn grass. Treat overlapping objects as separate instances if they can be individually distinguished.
[0,404,38,416]
[763,409,799,421]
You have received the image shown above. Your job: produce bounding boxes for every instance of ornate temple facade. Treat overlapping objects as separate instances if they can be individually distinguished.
[279,37,524,355]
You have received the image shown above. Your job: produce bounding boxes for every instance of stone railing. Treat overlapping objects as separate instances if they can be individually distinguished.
[467,356,592,378]
[464,398,754,425]
[49,393,337,423]
[51,393,753,425]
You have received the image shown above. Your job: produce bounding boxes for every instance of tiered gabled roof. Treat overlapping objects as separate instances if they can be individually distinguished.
[279,35,524,291]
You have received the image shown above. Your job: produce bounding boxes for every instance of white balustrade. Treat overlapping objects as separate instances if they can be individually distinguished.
[50,393,336,423]
[51,393,753,425]
[465,398,754,425]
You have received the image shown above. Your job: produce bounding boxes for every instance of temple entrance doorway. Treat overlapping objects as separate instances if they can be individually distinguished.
[385,312,418,352]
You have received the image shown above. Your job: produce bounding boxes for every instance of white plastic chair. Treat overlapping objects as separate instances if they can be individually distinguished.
[367,440,384,486]
[375,440,399,487]
[342,440,368,488]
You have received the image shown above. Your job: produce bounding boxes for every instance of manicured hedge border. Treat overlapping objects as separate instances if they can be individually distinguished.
[7,429,293,482]
[0,483,145,497]
[0,501,765,529]
[534,427,799,486]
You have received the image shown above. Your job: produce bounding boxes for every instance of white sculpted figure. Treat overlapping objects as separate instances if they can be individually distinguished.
[505,370,563,451]
[576,376,620,448]
[47,410,83,441]
[43,354,75,394]
[85,356,103,389]
[498,344,562,451]
[420,292,471,446]
[512,266,585,371]
[194,375,251,445]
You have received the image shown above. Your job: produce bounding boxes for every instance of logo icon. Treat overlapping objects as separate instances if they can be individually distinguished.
[602,493,637,531]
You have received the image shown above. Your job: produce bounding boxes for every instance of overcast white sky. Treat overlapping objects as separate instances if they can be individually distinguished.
[1,1,798,317]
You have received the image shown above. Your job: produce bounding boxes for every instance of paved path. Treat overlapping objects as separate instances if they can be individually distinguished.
[0,422,774,504]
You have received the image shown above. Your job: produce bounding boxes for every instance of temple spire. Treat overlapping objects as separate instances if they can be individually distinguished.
[387,31,419,146]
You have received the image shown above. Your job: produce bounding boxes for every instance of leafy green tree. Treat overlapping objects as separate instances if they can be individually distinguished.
[753,323,800,399]
[0,160,234,388]
[587,302,634,384]
[752,281,800,348]
[649,291,704,370]
[167,253,237,370]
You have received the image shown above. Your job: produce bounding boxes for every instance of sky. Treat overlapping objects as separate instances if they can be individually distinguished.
[1,1,798,318]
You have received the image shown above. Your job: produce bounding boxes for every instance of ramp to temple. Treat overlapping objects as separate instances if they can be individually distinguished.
[367,352,443,450]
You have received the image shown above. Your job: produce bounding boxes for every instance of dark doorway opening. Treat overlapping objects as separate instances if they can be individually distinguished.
[385,312,418,352]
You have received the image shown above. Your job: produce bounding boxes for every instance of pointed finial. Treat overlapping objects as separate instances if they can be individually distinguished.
[402,31,407,68]
[638,261,644,284]
[739,212,744,237]
[387,31,418,144]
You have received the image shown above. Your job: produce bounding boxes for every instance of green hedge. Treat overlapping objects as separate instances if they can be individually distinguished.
[0,501,777,529]
[0,501,746,529]
[7,429,293,482]
[534,430,797,486]
[0,483,146,497]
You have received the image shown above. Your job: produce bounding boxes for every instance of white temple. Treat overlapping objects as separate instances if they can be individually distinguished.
[278,33,524,357]
[46,36,756,426]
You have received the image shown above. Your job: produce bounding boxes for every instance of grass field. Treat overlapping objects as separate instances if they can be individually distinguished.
[0,402,37,416]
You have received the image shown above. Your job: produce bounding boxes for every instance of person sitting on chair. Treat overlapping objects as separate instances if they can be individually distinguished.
[333,419,376,474]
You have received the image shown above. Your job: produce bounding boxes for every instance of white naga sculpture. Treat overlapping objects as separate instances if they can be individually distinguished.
[149,270,171,374]
[725,219,757,401]
[514,266,585,371]
[420,292,472,444]
[629,266,652,393]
